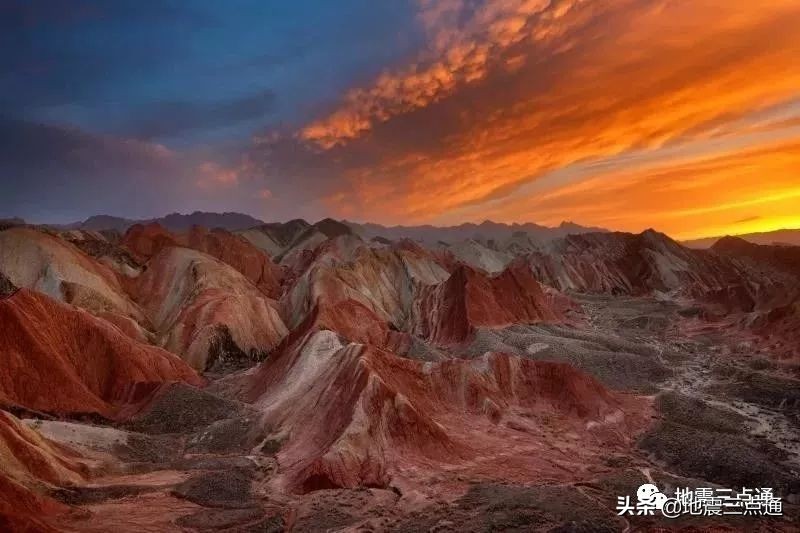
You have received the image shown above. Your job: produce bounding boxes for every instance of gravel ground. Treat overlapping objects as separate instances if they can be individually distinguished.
[640,420,799,494]
[390,483,623,532]
[171,468,257,509]
[125,382,252,435]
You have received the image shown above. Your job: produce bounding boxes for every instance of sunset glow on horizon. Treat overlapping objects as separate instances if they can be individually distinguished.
[287,0,800,240]
[4,0,800,240]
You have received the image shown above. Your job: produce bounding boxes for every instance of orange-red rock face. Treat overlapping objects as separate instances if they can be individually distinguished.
[132,247,287,370]
[708,238,800,357]
[413,261,562,345]
[246,331,648,494]
[294,298,390,348]
[752,298,800,358]
[186,226,284,298]
[120,222,180,261]
[0,227,145,324]
[122,223,284,298]
[529,230,752,304]
[0,410,86,488]
[0,289,202,417]
[0,410,86,532]
[282,236,451,332]
[0,475,64,533]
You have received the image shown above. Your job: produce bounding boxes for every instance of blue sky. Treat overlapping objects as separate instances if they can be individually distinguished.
[2,0,421,146]
[1,0,799,238]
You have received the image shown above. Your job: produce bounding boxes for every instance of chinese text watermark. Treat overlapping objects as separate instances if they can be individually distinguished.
[616,484,782,518]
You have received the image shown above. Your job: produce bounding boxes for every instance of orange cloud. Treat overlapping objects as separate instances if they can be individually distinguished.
[469,138,800,239]
[275,0,800,240]
[196,161,239,189]
[301,0,587,148]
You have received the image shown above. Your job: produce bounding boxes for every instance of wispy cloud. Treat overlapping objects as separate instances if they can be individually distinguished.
[248,0,800,238]
[300,0,587,148]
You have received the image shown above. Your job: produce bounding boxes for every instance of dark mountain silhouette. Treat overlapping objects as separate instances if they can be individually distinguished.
[62,211,265,232]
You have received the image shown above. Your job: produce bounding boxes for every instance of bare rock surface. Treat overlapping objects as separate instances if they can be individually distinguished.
[3,222,800,531]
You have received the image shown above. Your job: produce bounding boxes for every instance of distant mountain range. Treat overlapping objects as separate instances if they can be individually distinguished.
[60,211,266,232]
[34,212,610,244]
[346,220,609,245]
[683,228,800,248]
[23,211,800,250]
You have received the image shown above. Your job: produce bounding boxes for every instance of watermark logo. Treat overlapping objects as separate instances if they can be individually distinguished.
[616,484,782,518]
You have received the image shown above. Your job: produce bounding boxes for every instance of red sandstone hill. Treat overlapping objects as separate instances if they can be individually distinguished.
[0,227,146,324]
[282,236,450,333]
[0,289,202,417]
[132,246,288,371]
[122,223,283,298]
[712,236,800,279]
[120,222,180,260]
[185,226,284,298]
[279,238,564,349]
[284,298,391,349]
[712,238,800,357]
[413,260,562,345]
[0,410,85,532]
[244,330,647,494]
[751,298,800,358]
[529,230,755,307]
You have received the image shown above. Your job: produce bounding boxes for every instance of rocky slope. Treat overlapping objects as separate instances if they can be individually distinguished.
[711,237,800,357]
[0,288,201,416]
[2,218,800,531]
[528,230,756,307]
[122,223,284,298]
[0,226,145,323]
[132,246,287,371]
[237,219,312,257]
[282,236,450,333]
[0,410,86,532]
[413,261,562,345]
[244,330,648,495]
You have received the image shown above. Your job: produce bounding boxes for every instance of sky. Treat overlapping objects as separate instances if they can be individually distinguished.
[2,0,799,239]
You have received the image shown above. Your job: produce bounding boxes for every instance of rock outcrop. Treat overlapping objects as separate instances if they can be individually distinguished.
[413,261,562,345]
[122,223,284,298]
[132,247,287,371]
[0,289,201,416]
[529,230,753,306]
[283,236,450,333]
[245,330,645,494]
[186,226,284,298]
[120,222,180,260]
[0,271,16,298]
[0,226,146,324]
[0,411,85,532]
[712,238,800,357]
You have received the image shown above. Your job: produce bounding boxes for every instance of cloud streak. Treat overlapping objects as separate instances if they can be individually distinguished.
[0,117,274,223]
[248,0,800,238]
[5,0,800,239]
[300,0,587,148]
